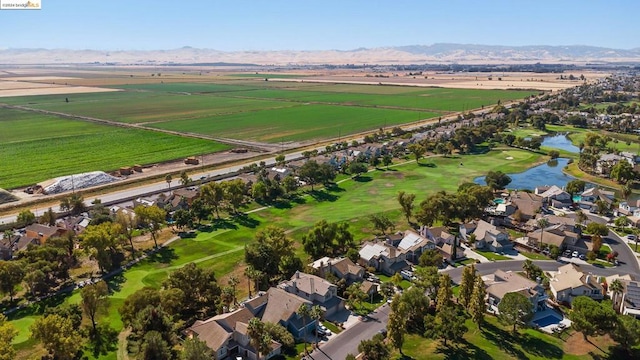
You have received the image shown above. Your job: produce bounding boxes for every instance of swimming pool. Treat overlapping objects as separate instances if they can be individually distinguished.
[533,315,561,327]
[494,198,505,204]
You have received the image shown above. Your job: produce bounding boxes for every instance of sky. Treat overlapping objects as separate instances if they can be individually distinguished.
[1,0,638,51]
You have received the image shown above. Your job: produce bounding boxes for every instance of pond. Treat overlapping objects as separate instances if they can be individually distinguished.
[541,134,580,153]
[474,158,577,190]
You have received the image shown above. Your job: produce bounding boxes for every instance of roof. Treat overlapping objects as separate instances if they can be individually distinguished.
[361,280,377,294]
[261,287,310,325]
[25,224,60,237]
[540,185,569,199]
[472,220,506,241]
[484,270,538,301]
[550,263,602,293]
[172,188,199,200]
[288,272,334,297]
[397,230,433,252]
[541,215,576,227]
[330,258,364,277]
[188,318,232,351]
[526,228,569,248]
[510,191,542,217]
[359,241,396,261]
[244,293,268,314]
[625,281,640,309]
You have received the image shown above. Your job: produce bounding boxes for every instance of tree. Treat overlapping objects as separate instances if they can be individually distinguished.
[358,334,390,360]
[570,296,616,340]
[586,222,608,236]
[181,337,214,360]
[39,207,57,226]
[275,154,286,166]
[310,305,323,346]
[59,193,87,216]
[345,283,367,311]
[115,211,137,259]
[0,260,24,302]
[469,275,487,328]
[222,179,246,214]
[548,149,560,159]
[611,315,640,354]
[566,180,586,196]
[592,234,603,254]
[140,330,173,360]
[382,154,392,169]
[264,321,294,350]
[610,279,624,313]
[427,305,467,346]
[298,303,310,354]
[131,305,176,347]
[162,262,220,320]
[368,213,395,235]
[134,205,166,248]
[610,160,635,184]
[81,222,122,273]
[458,264,476,307]
[247,318,272,360]
[522,259,542,281]
[81,280,110,335]
[397,191,416,223]
[435,273,453,312]
[348,162,368,178]
[245,226,295,286]
[413,266,439,295]
[537,217,549,249]
[31,314,84,360]
[498,292,533,333]
[16,209,35,226]
[165,174,173,190]
[298,160,322,191]
[119,287,162,327]
[179,170,191,186]
[407,143,425,164]
[387,299,408,355]
[201,181,224,219]
[380,282,395,299]
[282,175,298,195]
[485,170,512,190]
[575,210,588,227]
[614,216,629,228]
[301,220,337,259]
[0,314,17,360]
[228,275,240,305]
[398,286,431,333]
[173,209,193,230]
[418,249,443,268]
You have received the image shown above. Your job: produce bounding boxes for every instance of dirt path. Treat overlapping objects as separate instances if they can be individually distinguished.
[117,328,131,360]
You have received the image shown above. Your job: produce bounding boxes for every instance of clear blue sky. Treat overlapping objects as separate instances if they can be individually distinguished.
[1,0,638,50]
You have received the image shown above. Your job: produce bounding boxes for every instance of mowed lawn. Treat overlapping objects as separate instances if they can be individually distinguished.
[9,148,547,358]
[0,109,228,189]
[149,104,439,142]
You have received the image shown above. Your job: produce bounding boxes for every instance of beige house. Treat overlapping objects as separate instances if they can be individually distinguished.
[359,241,409,275]
[310,257,365,284]
[549,264,604,304]
[483,270,547,313]
[279,271,345,316]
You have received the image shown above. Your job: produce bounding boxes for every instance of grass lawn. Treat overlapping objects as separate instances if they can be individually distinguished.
[520,251,550,260]
[546,124,640,153]
[0,108,228,189]
[394,315,620,360]
[377,274,412,290]
[9,148,548,358]
[456,258,478,266]
[322,320,342,334]
[473,249,511,261]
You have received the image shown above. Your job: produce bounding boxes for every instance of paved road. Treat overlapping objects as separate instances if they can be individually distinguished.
[445,259,637,284]
[308,305,391,360]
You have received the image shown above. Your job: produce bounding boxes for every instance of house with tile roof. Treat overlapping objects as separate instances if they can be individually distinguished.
[483,270,548,313]
[549,264,604,304]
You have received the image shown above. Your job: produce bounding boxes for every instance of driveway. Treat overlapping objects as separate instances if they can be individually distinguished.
[307,305,391,360]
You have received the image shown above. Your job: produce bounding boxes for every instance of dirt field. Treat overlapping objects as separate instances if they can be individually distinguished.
[0,84,120,97]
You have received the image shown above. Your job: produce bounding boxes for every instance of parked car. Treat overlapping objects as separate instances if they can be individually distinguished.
[400,270,413,281]
[378,328,387,336]
[578,254,586,260]
[627,234,637,241]
[572,251,579,258]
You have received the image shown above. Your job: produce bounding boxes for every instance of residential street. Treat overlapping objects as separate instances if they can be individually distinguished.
[308,305,391,360]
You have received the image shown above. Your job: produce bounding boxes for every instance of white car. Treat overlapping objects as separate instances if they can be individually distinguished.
[572,251,579,258]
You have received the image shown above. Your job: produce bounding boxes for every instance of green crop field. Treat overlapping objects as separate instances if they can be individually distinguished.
[0,109,228,189]
[149,104,439,142]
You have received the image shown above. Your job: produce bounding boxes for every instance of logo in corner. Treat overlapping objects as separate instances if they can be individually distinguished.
[0,0,42,10]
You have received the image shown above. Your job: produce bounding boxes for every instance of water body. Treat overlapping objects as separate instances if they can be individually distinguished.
[475,158,576,190]
[541,134,580,154]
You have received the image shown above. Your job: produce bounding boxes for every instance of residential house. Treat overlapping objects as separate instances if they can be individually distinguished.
[607,276,640,319]
[0,234,16,260]
[165,188,200,211]
[616,200,640,217]
[510,191,543,221]
[395,229,437,264]
[526,224,585,253]
[279,271,345,316]
[358,241,409,275]
[310,257,365,284]
[185,306,281,360]
[361,280,378,301]
[483,270,547,313]
[261,287,317,339]
[423,226,464,262]
[579,187,615,212]
[629,216,640,229]
[549,264,604,304]
[596,152,639,176]
[539,185,572,208]
[24,224,68,244]
[460,220,513,253]
[59,215,91,235]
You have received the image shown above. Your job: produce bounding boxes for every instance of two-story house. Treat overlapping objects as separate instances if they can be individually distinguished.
[310,257,365,284]
[484,270,548,313]
[549,264,604,304]
[538,185,572,208]
[460,220,513,253]
[24,224,68,244]
[358,241,409,275]
[579,187,615,212]
[526,223,585,253]
[395,229,437,264]
[261,287,317,340]
[280,271,345,316]
[422,226,464,262]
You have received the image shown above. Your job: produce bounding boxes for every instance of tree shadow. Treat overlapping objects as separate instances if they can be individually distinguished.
[418,162,437,168]
[325,184,346,192]
[519,333,564,359]
[106,273,127,293]
[378,167,398,172]
[233,213,260,228]
[272,199,293,209]
[353,175,373,182]
[434,339,492,360]
[479,322,528,359]
[309,190,338,202]
[147,247,178,264]
[209,218,239,231]
[88,323,118,357]
[604,344,639,359]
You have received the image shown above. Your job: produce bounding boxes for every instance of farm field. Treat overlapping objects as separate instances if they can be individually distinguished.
[0,108,228,189]
[1,80,536,143]
[9,148,548,360]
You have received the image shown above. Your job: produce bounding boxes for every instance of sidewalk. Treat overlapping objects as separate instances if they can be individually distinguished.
[461,244,491,263]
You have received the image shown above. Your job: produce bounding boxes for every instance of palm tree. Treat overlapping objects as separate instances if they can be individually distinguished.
[247,318,271,360]
[609,279,624,313]
[621,182,632,201]
[298,303,311,354]
[310,305,323,347]
[575,210,588,228]
[228,275,240,305]
[537,218,549,250]
[165,174,172,191]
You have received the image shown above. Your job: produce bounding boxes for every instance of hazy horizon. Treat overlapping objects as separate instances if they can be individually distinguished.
[0,0,638,51]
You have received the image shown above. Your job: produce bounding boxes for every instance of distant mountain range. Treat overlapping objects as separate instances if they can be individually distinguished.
[1,44,640,65]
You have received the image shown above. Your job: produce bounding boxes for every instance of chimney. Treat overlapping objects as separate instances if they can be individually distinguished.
[310,277,315,293]
[295,270,300,279]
